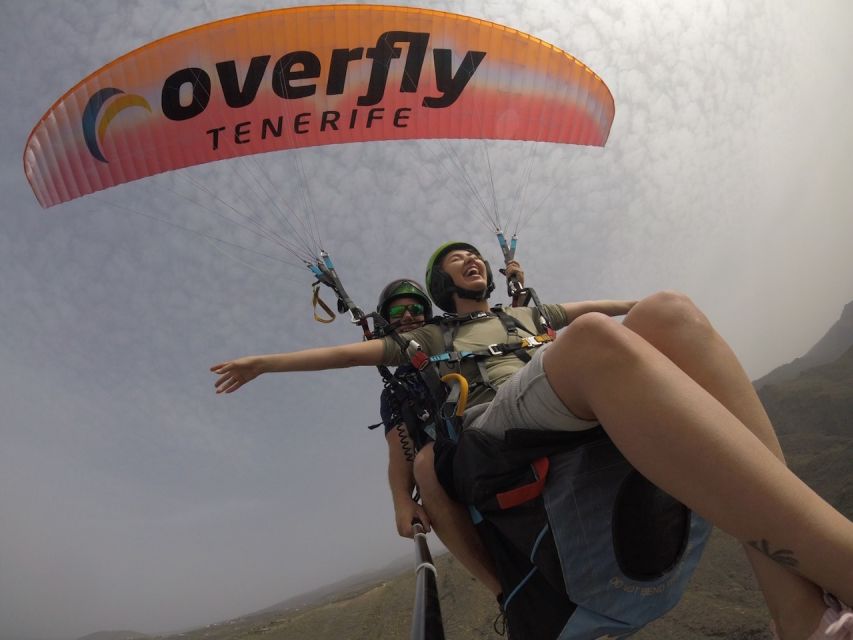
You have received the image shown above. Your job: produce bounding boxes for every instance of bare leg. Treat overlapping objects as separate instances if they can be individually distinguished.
[540,301,853,628]
[621,292,826,638]
[413,443,503,597]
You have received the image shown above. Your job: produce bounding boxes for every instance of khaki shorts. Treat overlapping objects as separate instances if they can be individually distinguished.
[462,344,597,438]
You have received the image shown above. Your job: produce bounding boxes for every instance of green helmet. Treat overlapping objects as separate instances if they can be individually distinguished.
[425,241,495,313]
[376,279,433,321]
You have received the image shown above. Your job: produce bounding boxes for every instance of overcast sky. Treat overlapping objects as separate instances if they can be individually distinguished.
[2,1,853,638]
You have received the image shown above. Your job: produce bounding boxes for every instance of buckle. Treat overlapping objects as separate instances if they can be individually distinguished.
[410,350,430,370]
[488,344,503,356]
[521,336,542,348]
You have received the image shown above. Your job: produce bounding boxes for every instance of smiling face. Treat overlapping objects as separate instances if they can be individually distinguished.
[386,295,427,332]
[440,248,488,293]
[425,241,494,313]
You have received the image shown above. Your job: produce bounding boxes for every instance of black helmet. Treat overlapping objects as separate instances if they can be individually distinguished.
[425,241,494,313]
[376,279,433,321]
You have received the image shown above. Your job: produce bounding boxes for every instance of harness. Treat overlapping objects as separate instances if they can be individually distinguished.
[370,304,554,455]
[375,365,436,453]
[368,315,450,456]
[429,306,553,394]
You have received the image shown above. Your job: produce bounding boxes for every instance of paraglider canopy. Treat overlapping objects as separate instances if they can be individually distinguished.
[23,4,615,208]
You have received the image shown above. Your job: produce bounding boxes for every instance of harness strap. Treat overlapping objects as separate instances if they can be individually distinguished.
[440,373,470,442]
[429,334,553,363]
[376,318,446,405]
[405,340,450,436]
[495,457,550,509]
[493,308,532,363]
[432,307,551,392]
[311,285,336,323]
[308,252,370,332]
[525,288,557,339]
[370,315,449,443]
[493,307,530,337]
[442,316,458,353]
[476,359,497,392]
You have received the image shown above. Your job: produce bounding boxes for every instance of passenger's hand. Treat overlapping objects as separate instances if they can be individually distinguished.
[502,260,525,287]
[210,356,263,394]
[395,499,431,538]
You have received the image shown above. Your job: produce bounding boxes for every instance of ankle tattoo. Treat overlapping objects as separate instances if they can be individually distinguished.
[747,539,799,569]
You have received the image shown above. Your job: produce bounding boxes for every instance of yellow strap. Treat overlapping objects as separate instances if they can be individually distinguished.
[440,373,469,416]
[520,334,553,348]
[312,286,336,323]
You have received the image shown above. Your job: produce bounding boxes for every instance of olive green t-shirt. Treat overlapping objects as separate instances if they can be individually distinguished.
[381,304,568,408]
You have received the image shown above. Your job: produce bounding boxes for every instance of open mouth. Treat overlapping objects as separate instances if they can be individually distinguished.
[464,265,480,277]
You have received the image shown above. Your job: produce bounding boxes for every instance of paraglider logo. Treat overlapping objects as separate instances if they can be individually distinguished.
[26,5,616,208]
[82,87,152,163]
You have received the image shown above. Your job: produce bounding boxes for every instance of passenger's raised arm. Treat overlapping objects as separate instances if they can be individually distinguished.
[211,339,386,394]
[560,299,637,324]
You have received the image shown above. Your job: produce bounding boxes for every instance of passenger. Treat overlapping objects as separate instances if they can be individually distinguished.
[212,242,852,639]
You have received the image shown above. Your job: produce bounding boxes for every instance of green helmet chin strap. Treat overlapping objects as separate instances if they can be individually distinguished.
[425,241,495,313]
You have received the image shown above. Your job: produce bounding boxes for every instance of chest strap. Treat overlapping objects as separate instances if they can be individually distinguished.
[432,307,553,392]
[431,333,553,393]
[429,333,553,364]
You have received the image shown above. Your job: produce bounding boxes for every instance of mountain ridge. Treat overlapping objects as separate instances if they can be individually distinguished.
[755,300,853,389]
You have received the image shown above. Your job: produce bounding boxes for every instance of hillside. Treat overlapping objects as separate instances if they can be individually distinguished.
[759,346,853,437]
[755,301,853,389]
[148,531,775,640]
[77,633,150,640]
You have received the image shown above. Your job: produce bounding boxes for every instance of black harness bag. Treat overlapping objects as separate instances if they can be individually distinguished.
[442,426,712,640]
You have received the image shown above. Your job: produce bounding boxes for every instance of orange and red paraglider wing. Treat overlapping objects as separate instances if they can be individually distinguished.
[24,5,615,208]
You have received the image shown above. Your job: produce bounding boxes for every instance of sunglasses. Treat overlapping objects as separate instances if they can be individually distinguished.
[388,303,425,318]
